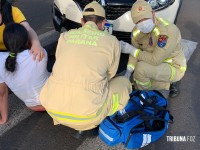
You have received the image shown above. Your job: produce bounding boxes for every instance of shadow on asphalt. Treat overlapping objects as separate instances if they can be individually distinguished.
[0,112,86,150]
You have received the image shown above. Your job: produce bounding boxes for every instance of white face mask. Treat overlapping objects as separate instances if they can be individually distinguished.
[136,19,155,33]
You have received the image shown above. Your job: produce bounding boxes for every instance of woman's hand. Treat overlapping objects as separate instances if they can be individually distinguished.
[21,21,45,61]
[30,42,45,61]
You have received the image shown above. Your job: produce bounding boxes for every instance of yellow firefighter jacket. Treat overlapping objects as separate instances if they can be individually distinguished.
[130,17,186,74]
[40,21,121,130]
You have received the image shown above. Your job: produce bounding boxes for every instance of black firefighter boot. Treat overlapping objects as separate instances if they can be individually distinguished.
[169,82,180,98]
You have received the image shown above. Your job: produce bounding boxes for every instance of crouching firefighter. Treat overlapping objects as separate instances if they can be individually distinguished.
[120,0,186,98]
[40,1,132,131]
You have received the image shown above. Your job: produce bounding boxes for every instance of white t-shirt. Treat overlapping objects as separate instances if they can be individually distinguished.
[0,50,50,107]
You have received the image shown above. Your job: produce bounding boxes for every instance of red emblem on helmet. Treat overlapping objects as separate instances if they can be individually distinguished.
[138,6,143,11]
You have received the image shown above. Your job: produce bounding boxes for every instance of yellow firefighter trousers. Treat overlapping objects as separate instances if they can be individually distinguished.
[55,76,132,131]
[133,61,185,90]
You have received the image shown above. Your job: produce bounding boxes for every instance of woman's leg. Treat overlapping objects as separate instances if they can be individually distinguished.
[0,83,9,124]
[28,105,46,111]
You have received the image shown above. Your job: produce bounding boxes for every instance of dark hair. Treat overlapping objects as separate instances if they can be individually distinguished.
[3,23,28,72]
[1,0,14,25]
[83,8,105,24]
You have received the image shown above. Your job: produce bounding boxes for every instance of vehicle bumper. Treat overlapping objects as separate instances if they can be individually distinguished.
[53,0,179,43]
[109,0,180,32]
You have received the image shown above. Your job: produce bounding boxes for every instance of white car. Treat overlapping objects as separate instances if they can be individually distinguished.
[53,0,183,43]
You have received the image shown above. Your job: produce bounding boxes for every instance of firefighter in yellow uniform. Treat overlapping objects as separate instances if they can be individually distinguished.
[120,0,186,98]
[40,1,132,131]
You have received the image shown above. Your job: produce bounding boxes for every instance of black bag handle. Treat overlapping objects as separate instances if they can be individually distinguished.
[136,91,169,112]
[115,91,160,123]
[115,90,171,123]
[141,111,174,124]
[114,92,145,123]
[125,122,145,147]
[130,91,156,107]
[114,96,146,123]
[114,110,143,123]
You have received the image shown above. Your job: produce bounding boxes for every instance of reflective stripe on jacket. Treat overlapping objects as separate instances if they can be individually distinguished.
[40,21,121,125]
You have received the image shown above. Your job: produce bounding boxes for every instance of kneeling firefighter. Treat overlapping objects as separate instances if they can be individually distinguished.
[120,0,186,98]
[40,1,132,131]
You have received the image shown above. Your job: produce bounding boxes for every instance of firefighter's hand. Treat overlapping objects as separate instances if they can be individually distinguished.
[120,41,137,56]
[124,67,134,80]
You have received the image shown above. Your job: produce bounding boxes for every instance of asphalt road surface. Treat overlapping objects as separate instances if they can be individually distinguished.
[0,0,200,150]
[13,0,54,34]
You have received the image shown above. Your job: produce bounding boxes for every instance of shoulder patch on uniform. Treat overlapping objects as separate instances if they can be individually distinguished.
[157,35,168,48]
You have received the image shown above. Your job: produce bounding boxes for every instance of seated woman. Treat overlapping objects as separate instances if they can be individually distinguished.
[0,23,50,124]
